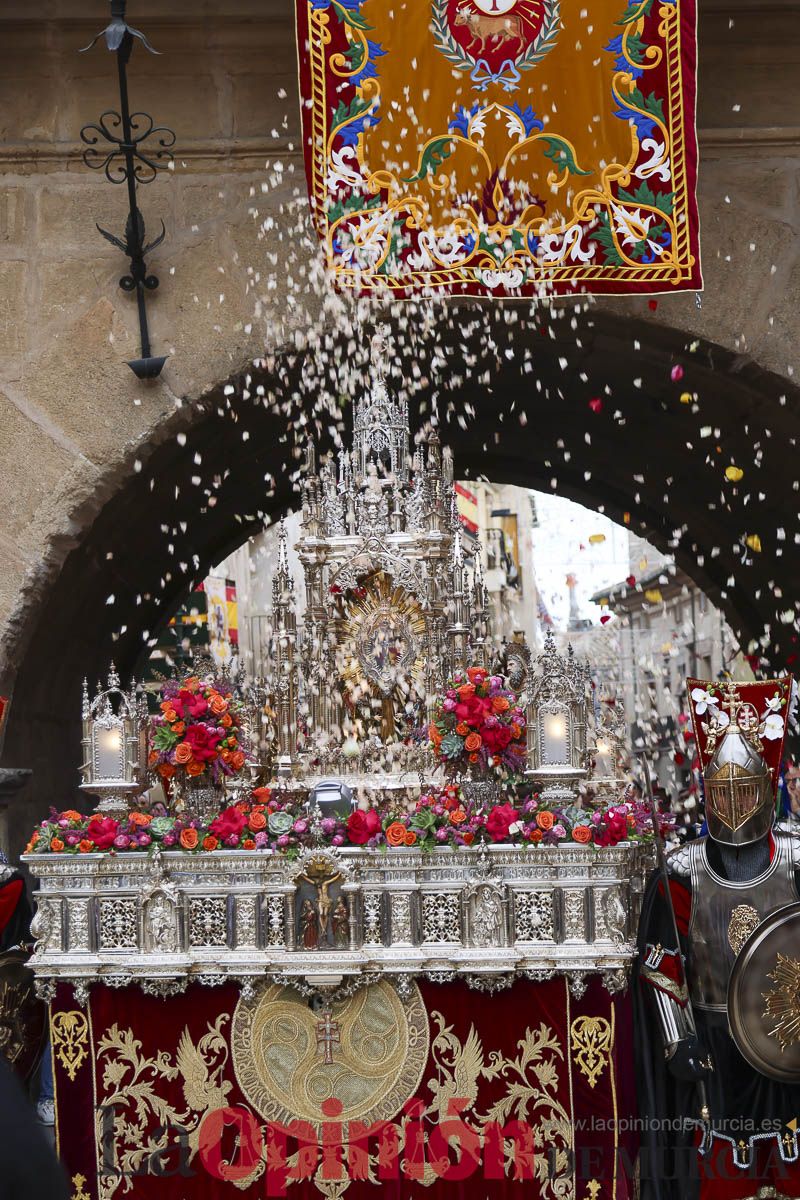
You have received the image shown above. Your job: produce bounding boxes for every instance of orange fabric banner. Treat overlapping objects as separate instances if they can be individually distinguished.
[295,0,701,296]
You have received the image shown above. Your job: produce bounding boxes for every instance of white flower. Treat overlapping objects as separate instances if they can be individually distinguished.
[691,687,715,714]
[763,692,783,715]
[611,204,666,260]
[762,713,785,741]
[508,821,524,836]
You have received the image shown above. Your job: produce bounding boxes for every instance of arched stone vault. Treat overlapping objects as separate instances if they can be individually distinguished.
[3,306,799,856]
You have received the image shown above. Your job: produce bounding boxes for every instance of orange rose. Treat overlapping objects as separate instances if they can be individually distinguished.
[455,722,469,737]
[449,808,466,825]
[429,722,442,745]
[50,837,65,852]
[128,812,152,827]
[186,760,204,777]
[248,810,267,832]
[78,839,94,853]
[461,831,474,846]
[536,811,555,831]
[179,827,199,850]
[403,829,417,846]
[231,750,246,771]
[220,713,232,728]
[174,741,193,765]
[458,684,476,701]
[385,822,408,847]
[160,701,176,717]
[464,732,482,752]
[209,694,228,716]
[510,723,521,739]
[172,721,186,735]
[572,825,592,844]
[468,752,479,763]
[148,750,159,766]
[184,676,200,693]
[529,829,543,843]
[158,763,176,780]
[61,810,83,822]
[467,667,487,683]
[220,749,233,764]
[492,696,510,714]
[202,835,219,852]
[252,787,271,804]
[241,839,256,850]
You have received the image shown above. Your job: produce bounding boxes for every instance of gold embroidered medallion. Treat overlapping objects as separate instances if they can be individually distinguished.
[232,979,429,1127]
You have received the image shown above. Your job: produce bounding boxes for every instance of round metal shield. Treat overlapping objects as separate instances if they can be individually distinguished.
[0,948,46,1082]
[728,901,800,1083]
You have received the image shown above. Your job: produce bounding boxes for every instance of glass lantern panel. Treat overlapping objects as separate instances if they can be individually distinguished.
[541,710,569,764]
[97,724,124,778]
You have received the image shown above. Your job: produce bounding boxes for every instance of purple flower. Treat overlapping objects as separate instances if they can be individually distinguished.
[293,819,309,835]
[443,699,457,712]
[113,834,131,850]
[552,824,567,838]
[433,804,445,816]
[277,834,290,848]
[162,832,177,847]
[254,831,268,849]
[65,833,80,846]
[225,833,239,847]
[331,834,344,846]
[435,828,449,842]
[320,817,336,835]
[137,833,152,847]
[58,819,70,829]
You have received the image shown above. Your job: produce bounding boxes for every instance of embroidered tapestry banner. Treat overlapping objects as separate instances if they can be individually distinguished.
[50,976,637,1199]
[294,0,701,297]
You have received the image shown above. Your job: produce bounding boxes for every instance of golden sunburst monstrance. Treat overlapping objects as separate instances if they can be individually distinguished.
[338,573,427,737]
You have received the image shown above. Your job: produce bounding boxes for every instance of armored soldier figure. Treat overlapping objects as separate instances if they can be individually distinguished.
[635,683,800,1200]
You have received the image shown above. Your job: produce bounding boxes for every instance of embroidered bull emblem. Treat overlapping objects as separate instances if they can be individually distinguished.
[433,0,559,92]
[453,3,525,54]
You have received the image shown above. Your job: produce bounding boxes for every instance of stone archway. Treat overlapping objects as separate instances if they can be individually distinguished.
[3,307,799,856]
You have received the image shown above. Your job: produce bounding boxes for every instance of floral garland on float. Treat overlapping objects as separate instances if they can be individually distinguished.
[147,674,251,818]
[429,666,527,800]
[25,787,662,856]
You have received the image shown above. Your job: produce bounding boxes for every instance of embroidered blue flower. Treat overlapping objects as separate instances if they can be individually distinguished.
[449,103,482,136]
[509,103,544,136]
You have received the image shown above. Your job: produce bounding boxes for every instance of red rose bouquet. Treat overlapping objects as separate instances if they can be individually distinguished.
[429,666,527,779]
[148,674,249,788]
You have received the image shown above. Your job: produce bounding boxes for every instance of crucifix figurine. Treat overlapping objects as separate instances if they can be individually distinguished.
[315,1008,340,1065]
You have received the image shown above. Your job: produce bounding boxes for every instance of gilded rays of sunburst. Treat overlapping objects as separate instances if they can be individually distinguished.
[763,954,800,1050]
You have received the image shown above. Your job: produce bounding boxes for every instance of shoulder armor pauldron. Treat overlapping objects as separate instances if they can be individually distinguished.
[775,829,800,869]
[666,842,692,881]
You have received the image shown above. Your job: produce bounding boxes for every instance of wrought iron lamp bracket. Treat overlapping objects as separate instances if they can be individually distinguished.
[79,1,174,380]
